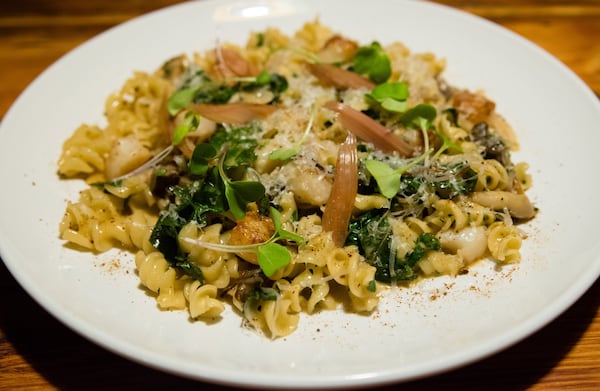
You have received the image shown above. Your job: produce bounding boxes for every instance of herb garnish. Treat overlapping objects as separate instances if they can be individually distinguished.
[352,42,391,84]
[366,82,409,112]
[178,207,303,277]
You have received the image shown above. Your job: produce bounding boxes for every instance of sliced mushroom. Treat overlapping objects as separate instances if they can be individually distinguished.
[471,191,535,219]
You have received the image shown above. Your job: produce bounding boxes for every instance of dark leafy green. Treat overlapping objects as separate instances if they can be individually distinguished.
[428,161,478,198]
[167,71,236,115]
[209,125,259,169]
[151,123,269,275]
[167,70,288,116]
[400,104,437,130]
[346,209,394,282]
[189,143,218,176]
[241,71,288,98]
[399,161,477,199]
[346,210,440,282]
[150,168,227,264]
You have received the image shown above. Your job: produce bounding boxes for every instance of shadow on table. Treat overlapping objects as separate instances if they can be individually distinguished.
[0,259,598,391]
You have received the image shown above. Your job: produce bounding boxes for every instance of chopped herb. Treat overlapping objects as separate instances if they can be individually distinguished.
[175,259,204,283]
[256,32,265,47]
[398,161,477,199]
[442,107,459,126]
[154,167,168,177]
[248,286,278,301]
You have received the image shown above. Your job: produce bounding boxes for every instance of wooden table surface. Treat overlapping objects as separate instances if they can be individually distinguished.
[1,1,599,390]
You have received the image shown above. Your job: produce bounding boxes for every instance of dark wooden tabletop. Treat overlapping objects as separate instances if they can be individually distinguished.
[1,1,599,389]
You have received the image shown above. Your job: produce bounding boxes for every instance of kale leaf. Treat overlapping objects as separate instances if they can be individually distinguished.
[209,124,259,169]
[150,167,227,264]
[346,210,440,282]
[399,161,477,199]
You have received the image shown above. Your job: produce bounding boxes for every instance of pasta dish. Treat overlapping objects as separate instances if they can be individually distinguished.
[57,20,536,338]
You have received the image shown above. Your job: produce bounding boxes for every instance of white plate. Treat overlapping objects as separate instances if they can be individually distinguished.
[1,0,599,388]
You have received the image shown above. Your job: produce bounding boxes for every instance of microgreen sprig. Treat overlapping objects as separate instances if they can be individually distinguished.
[172,110,200,145]
[352,42,391,84]
[365,153,428,199]
[217,150,265,220]
[179,207,303,277]
[366,81,409,113]
[400,103,437,165]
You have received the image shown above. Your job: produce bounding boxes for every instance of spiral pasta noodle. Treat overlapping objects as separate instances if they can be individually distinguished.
[135,251,188,310]
[487,222,522,263]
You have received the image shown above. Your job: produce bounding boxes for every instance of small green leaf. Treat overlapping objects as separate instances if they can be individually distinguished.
[189,143,217,175]
[172,111,200,145]
[257,242,291,277]
[225,185,245,219]
[230,181,265,203]
[225,180,266,220]
[167,87,196,116]
[269,207,303,244]
[353,42,391,84]
[368,82,408,102]
[366,81,409,113]
[365,160,401,199]
[380,98,408,113]
[270,206,284,231]
[400,104,437,130]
